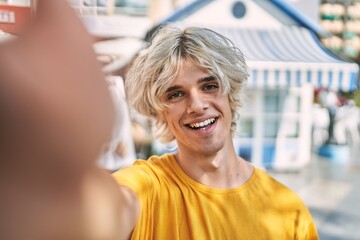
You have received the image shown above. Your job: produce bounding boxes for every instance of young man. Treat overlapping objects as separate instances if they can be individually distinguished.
[113,25,319,239]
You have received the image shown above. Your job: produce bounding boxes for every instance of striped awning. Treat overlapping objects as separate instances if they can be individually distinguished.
[213,26,359,91]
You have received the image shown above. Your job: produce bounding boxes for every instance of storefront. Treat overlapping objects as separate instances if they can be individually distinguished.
[213,26,358,170]
[151,0,359,170]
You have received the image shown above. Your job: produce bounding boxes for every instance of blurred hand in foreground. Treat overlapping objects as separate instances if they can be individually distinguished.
[0,0,124,239]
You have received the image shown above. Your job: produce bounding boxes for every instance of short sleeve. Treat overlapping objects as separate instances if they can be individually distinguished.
[295,204,319,240]
[112,161,154,199]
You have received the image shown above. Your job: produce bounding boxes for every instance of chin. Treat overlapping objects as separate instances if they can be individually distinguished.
[195,141,224,155]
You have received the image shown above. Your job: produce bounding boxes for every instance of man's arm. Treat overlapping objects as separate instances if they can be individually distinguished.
[118,186,141,239]
[81,168,140,240]
[0,0,137,239]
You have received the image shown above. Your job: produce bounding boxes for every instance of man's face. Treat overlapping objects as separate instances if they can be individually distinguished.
[161,59,233,155]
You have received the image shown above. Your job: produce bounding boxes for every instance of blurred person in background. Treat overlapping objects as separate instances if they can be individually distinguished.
[317,88,341,144]
[113,24,319,240]
[98,76,136,172]
[0,0,124,239]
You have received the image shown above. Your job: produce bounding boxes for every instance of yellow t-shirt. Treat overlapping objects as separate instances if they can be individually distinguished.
[112,154,318,240]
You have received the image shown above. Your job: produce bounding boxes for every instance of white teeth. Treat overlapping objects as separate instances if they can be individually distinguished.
[189,118,215,129]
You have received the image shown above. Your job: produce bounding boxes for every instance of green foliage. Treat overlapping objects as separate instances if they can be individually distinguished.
[354,91,360,107]
[341,90,360,107]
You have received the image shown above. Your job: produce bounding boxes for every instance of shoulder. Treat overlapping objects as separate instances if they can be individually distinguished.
[250,168,318,238]
[252,168,305,206]
[112,154,175,192]
[113,154,173,176]
[253,168,292,190]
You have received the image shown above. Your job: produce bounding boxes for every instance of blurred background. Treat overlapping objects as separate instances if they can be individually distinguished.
[1,0,359,239]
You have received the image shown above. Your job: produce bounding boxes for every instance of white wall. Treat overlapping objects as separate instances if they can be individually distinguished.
[184,0,284,29]
[287,0,321,23]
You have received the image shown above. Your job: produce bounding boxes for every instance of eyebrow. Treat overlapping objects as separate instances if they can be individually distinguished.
[165,75,216,93]
[199,75,216,84]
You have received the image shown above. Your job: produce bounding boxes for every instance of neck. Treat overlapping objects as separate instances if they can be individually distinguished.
[174,141,253,189]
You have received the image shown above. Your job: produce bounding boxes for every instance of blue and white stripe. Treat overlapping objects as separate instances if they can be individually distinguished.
[213,26,359,92]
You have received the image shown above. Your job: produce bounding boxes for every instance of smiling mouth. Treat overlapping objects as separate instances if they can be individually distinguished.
[187,117,217,130]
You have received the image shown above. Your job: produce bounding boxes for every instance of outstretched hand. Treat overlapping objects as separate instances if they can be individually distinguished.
[0,1,123,239]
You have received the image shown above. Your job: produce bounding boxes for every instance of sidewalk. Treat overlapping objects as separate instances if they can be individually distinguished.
[269,149,360,240]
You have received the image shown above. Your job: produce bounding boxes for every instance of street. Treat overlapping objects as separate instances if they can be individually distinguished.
[270,148,360,240]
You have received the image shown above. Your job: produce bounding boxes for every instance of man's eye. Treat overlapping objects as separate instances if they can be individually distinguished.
[168,92,184,100]
[203,84,218,91]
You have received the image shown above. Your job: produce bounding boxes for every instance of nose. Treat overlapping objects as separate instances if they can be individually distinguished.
[186,91,208,114]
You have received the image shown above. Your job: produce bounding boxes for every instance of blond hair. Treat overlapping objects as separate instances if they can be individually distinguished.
[126,24,248,143]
